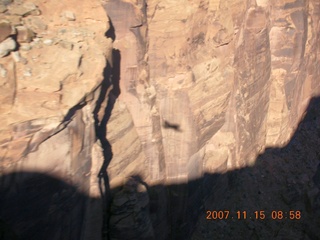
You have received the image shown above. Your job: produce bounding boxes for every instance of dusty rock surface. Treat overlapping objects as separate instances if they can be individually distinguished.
[0,0,113,239]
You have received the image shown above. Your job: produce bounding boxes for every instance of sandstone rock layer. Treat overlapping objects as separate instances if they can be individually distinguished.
[1,0,320,239]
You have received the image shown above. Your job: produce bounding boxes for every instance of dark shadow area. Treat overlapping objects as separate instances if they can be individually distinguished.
[92,16,121,240]
[162,120,182,132]
[108,175,155,240]
[61,101,87,124]
[0,172,90,240]
[105,16,116,42]
[1,97,320,240]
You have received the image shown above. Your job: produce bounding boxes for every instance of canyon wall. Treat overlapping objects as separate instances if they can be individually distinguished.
[147,0,320,177]
[104,0,320,238]
[104,0,320,188]
[1,0,320,239]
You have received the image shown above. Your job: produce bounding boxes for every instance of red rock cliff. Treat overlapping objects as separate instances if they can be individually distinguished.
[1,0,320,239]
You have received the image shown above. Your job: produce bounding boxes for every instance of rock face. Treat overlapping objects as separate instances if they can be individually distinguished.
[0,0,111,239]
[103,0,320,238]
[1,0,320,239]
[103,0,320,186]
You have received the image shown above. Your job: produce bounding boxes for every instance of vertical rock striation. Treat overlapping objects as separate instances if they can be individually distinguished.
[104,0,320,238]
[1,0,320,239]
[266,0,320,146]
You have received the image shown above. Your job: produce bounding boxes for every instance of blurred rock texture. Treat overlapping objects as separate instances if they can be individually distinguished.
[1,0,320,239]
[0,0,111,239]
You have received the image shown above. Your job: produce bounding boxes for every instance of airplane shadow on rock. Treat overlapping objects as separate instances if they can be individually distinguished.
[1,97,320,240]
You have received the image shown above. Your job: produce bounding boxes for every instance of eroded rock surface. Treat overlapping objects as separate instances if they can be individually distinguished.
[0,0,112,239]
[104,0,320,239]
[1,0,320,239]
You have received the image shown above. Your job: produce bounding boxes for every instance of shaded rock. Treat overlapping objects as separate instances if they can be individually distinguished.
[109,177,155,240]
[304,222,320,240]
[0,218,18,240]
[0,22,12,42]
[0,37,15,57]
[281,186,301,205]
[303,188,319,213]
[16,26,35,43]
[275,228,300,240]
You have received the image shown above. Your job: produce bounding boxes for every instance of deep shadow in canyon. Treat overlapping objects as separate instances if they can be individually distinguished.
[1,96,320,240]
[0,172,89,240]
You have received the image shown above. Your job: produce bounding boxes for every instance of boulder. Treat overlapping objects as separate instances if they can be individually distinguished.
[0,37,16,57]
[0,22,12,42]
[8,2,40,16]
[26,17,47,31]
[62,11,76,21]
[16,26,35,43]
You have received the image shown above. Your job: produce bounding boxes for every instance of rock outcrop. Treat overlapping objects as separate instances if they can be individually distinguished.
[0,0,112,239]
[1,0,320,239]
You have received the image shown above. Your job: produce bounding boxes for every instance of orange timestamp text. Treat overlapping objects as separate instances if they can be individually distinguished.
[206,210,301,220]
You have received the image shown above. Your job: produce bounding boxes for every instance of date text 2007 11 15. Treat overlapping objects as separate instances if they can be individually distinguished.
[206,210,301,220]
